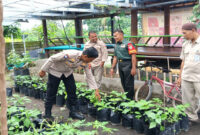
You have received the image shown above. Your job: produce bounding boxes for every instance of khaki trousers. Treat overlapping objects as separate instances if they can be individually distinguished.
[91,66,104,89]
[182,80,200,120]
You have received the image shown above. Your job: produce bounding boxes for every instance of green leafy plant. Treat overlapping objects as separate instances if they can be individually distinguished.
[57,82,65,96]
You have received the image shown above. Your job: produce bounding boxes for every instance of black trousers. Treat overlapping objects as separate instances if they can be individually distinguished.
[118,60,135,99]
[45,73,77,111]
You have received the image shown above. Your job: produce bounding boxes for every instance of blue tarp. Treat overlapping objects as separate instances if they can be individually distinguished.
[44,44,115,50]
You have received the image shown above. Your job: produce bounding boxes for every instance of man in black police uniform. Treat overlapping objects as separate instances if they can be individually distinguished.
[110,29,137,99]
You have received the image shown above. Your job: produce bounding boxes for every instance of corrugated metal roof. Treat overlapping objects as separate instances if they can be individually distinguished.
[3,0,197,25]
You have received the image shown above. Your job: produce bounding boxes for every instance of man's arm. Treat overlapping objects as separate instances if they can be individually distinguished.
[110,56,118,76]
[177,61,184,87]
[131,54,137,76]
[84,66,101,100]
[100,42,108,67]
[84,66,98,89]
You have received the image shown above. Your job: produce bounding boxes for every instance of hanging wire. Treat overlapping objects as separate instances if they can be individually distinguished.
[60,18,72,44]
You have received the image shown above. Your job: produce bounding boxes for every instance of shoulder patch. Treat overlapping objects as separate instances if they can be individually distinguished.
[127,43,137,55]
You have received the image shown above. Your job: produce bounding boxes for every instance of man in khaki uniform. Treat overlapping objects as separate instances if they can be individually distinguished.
[39,47,100,120]
[84,31,108,88]
[178,23,200,122]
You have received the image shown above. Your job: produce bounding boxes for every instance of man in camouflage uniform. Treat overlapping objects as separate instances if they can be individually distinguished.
[84,31,108,88]
[110,29,137,99]
[39,47,100,120]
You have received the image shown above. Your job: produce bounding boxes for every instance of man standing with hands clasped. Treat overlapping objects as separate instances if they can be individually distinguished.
[177,23,200,123]
[39,47,101,120]
[110,29,137,100]
[84,31,108,89]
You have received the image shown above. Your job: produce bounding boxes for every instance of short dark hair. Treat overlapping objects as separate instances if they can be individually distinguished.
[182,23,197,31]
[114,29,124,34]
[88,31,97,36]
[83,47,98,58]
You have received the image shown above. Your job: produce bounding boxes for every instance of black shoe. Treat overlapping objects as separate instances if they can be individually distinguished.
[69,111,85,120]
[43,115,54,122]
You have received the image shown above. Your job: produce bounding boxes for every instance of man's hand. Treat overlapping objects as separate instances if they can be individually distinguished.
[131,68,136,76]
[177,77,181,87]
[95,89,101,101]
[110,68,114,77]
[100,61,105,67]
[88,63,91,69]
[39,70,46,78]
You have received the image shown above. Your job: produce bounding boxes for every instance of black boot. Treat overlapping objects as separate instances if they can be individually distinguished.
[69,106,85,120]
[43,108,54,121]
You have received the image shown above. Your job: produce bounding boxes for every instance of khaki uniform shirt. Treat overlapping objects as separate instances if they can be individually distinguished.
[84,40,108,67]
[41,50,98,89]
[180,37,200,82]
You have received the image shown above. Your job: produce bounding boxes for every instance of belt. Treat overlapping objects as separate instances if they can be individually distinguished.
[118,59,131,62]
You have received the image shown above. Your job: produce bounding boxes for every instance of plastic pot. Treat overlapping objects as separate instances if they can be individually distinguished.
[159,125,173,135]
[34,90,40,99]
[43,92,47,101]
[56,95,65,107]
[173,121,181,134]
[14,86,20,93]
[19,86,23,94]
[110,110,121,124]
[144,124,160,135]
[180,115,189,132]
[88,103,97,118]
[6,88,13,97]
[122,114,133,128]
[14,69,21,76]
[76,98,88,114]
[28,88,34,97]
[40,91,44,100]
[134,117,145,134]
[20,68,30,75]
[97,108,111,122]
[24,86,29,96]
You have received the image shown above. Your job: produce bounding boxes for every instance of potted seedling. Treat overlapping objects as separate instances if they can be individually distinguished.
[95,95,111,122]
[56,82,65,107]
[120,100,136,129]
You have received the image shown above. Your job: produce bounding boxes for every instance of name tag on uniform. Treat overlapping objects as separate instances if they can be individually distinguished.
[194,54,200,62]
[121,44,125,48]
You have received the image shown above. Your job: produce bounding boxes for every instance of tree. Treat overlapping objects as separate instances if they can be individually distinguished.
[3,23,22,38]
[0,0,8,134]
[191,4,200,27]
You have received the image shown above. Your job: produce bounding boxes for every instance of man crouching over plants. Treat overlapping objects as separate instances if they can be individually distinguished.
[39,47,101,120]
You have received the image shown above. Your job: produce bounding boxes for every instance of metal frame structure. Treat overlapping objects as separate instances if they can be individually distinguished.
[3,0,197,25]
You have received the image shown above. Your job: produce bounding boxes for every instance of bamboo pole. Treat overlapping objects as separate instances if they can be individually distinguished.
[0,0,8,134]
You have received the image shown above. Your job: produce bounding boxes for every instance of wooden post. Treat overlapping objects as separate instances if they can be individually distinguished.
[0,0,8,134]
[163,6,170,46]
[42,19,49,57]
[75,18,83,44]
[111,14,115,44]
[131,10,138,44]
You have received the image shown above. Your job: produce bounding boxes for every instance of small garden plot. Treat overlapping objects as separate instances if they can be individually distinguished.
[6,94,117,135]
[13,75,190,135]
